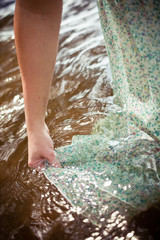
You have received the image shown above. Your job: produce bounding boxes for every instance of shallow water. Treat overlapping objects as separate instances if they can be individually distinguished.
[0,0,160,239]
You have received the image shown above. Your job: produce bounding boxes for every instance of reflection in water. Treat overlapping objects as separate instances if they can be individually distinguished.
[0,0,160,239]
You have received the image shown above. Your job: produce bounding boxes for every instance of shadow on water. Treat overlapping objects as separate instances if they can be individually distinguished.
[0,0,160,239]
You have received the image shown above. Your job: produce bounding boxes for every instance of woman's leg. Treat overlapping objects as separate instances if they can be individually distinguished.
[14,0,63,168]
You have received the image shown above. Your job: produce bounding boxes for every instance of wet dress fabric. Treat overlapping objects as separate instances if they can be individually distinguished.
[44,0,160,225]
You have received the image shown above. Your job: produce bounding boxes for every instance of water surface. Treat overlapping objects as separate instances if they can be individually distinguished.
[0,0,160,239]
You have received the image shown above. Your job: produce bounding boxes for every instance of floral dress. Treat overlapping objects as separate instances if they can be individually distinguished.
[44,0,160,225]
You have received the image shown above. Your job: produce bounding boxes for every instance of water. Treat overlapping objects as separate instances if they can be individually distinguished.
[0,0,160,239]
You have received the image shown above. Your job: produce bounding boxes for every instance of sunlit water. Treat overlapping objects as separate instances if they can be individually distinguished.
[0,0,160,239]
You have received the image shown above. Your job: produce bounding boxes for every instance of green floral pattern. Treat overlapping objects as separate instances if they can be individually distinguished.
[44,0,160,225]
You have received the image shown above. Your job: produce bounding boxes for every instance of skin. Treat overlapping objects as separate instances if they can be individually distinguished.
[14,0,63,168]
